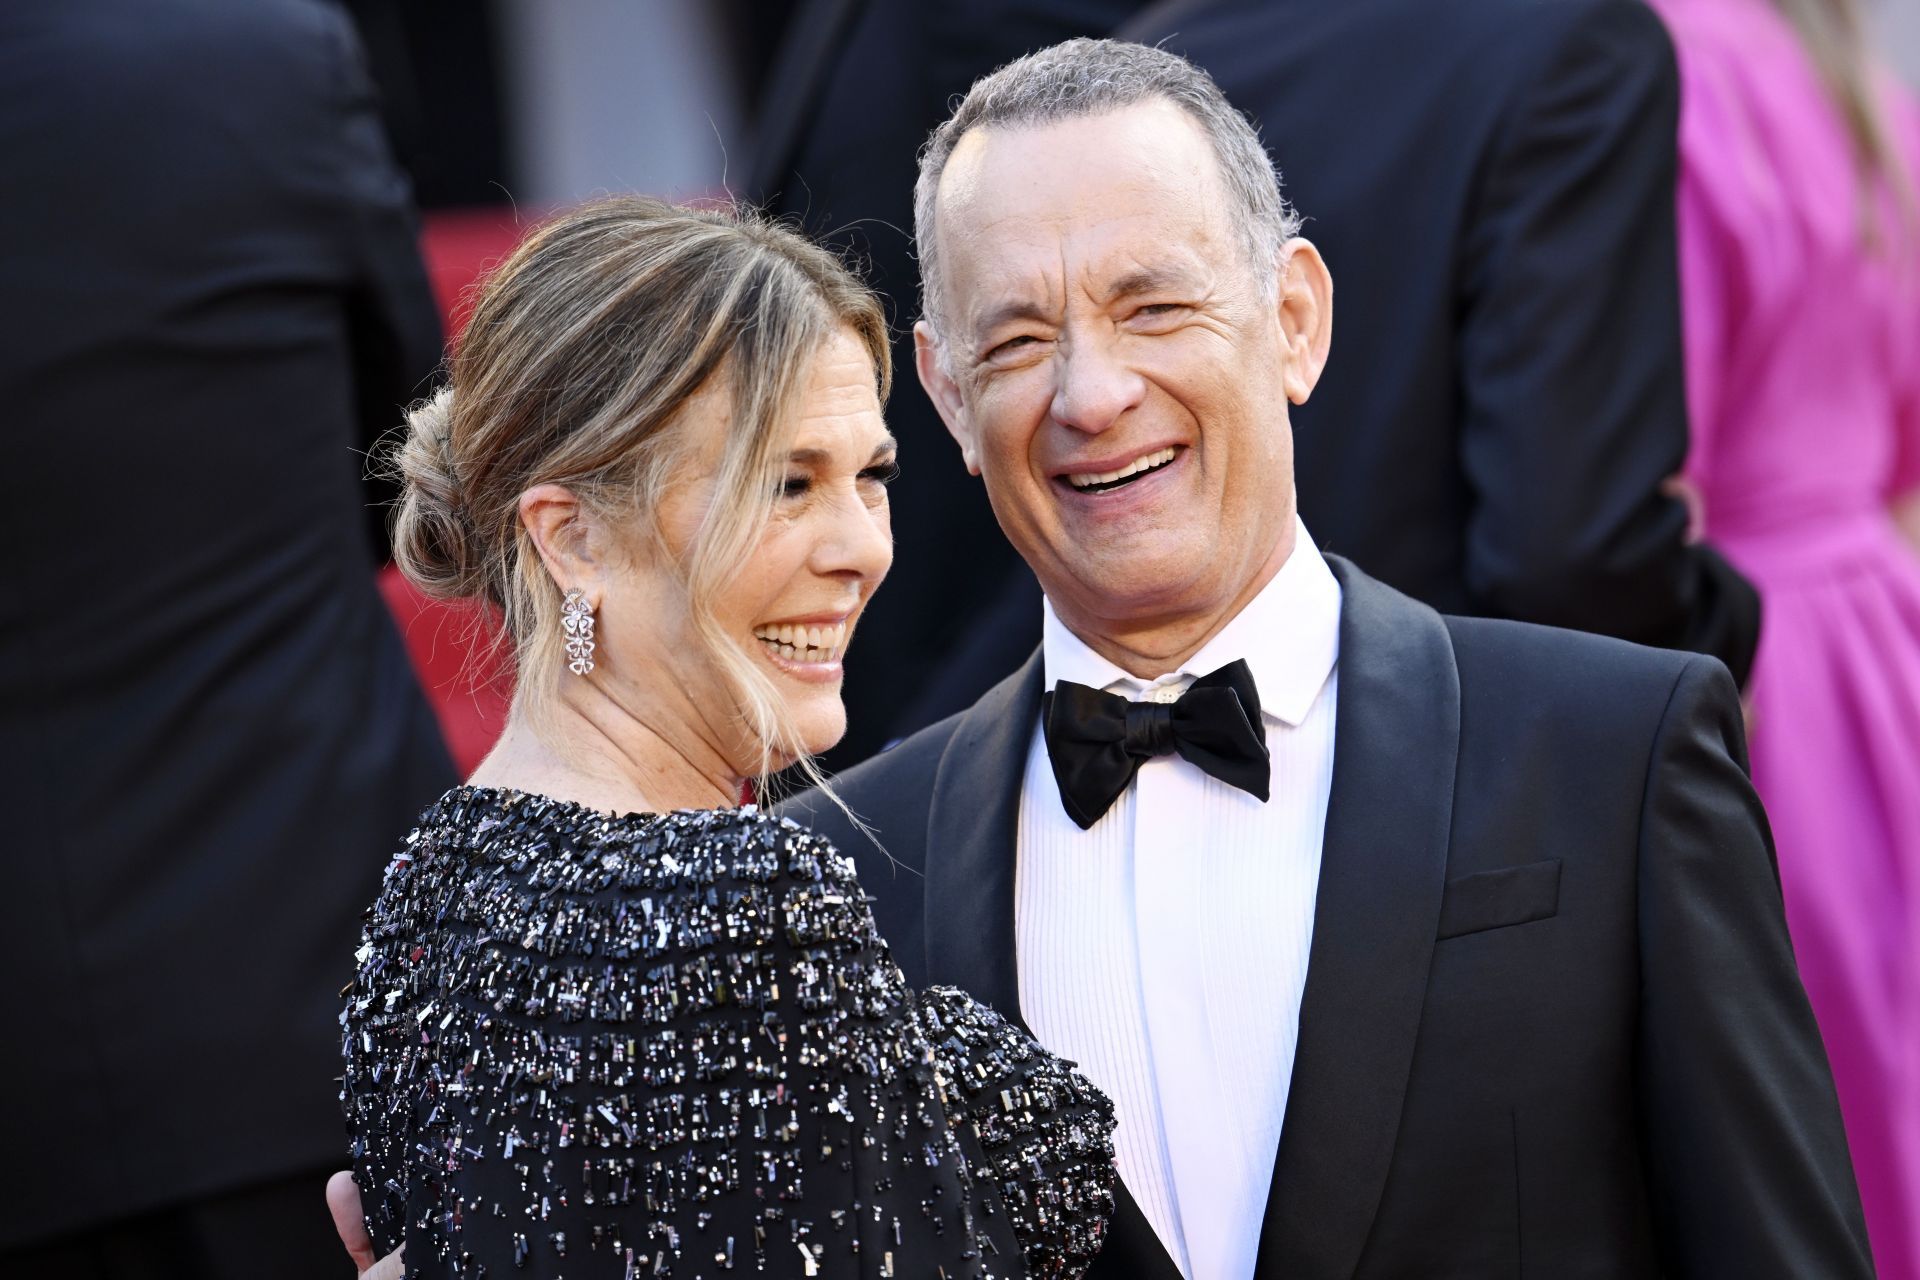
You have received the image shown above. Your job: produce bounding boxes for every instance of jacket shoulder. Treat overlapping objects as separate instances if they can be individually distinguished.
[778,708,966,870]
[1306,0,1672,68]
[1419,0,1673,52]
[1443,612,1727,717]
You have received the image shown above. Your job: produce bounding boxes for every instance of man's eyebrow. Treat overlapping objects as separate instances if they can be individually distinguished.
[1106,266,1194,302]
[971,297,1056,340]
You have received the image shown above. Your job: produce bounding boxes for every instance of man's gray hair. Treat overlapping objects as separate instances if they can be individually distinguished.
[913,37,1302,331]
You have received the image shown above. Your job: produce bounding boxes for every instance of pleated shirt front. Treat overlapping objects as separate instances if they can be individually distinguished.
[1015,520,1341,1280]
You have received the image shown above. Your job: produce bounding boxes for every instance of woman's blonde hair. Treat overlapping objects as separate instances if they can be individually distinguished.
[1769,0,1917,245]
[390,196,890,791]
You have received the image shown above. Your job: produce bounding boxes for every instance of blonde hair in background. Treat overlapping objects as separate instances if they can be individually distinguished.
[1769,0,1919,245]
[389,196,890,799]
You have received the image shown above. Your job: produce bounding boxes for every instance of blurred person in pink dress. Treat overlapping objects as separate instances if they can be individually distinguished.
[1649,0,1920,1273]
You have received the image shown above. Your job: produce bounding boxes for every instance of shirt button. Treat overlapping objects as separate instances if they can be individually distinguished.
[1145,684,1184,705]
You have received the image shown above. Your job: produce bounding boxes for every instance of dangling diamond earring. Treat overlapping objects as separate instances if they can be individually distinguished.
[561,588,596,675]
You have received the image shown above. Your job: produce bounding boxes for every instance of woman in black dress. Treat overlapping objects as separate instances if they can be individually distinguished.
[337,197,1114,1278]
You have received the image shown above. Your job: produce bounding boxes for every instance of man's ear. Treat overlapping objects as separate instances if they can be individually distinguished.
[915,320,981,475]
[518,483,605,602]
[1275,238,1333,405]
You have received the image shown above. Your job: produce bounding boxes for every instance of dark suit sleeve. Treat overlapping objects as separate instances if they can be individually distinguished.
[1635,655,1871,1277]
[1455,0,1759,684]
[319,4,444,560]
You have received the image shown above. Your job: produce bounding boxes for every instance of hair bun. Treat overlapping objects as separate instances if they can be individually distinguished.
[391,386,480,600]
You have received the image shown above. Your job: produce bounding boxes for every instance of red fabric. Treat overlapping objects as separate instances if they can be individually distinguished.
[419,205,535,347]
[379,568,512,775]
[382,207,531,773]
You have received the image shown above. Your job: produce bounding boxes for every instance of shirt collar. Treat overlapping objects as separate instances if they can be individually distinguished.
[1040,517,1342,728]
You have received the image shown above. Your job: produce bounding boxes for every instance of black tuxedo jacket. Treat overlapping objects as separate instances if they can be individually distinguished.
[784,560,1868,1278]
[756,0,1763,750]
[0,0,453,1244]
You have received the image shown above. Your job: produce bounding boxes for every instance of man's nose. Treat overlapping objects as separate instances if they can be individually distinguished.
[1049,338,1146,435]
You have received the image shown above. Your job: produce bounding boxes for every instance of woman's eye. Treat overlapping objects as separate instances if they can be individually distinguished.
[780,474,811,498]
[858,461,901,488]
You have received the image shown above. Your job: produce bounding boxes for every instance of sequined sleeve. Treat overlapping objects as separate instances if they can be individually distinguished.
[913,988,1116,1278]
[342,794,1024,1278]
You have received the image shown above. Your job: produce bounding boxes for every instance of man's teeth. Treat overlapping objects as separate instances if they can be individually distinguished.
[1067,446,1178,491]
[751,620,849,663]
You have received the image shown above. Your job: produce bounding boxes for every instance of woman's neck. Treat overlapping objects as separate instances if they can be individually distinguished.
[467,682,743,816]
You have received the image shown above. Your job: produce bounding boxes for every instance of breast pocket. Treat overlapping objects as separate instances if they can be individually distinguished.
[1436,859,1561,941]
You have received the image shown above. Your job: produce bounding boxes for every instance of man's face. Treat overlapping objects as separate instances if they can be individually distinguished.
[917,100,1330,649]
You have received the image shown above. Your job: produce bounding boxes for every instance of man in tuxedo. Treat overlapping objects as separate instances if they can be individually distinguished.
[0,2,453,1273]
[788,38,1869,1279]
[754,0,1763,749]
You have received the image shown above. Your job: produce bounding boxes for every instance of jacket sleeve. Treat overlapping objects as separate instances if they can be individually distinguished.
[1454,0,1759,684]
[318,3,445,562]
[1634,655,1872,1277]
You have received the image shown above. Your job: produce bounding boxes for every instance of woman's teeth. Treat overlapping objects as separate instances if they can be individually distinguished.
[752,620,849,664]
[1067,446,1178,492]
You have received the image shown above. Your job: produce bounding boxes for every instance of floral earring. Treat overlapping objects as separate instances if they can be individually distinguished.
[561,588,596,675]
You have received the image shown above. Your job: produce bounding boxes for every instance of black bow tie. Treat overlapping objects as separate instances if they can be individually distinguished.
[1041,658,1271,830]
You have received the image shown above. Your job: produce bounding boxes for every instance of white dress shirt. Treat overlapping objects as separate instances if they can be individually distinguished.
[1015,518,1341,1280]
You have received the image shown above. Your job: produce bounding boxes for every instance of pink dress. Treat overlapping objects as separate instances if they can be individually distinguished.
[1650,2,1920,1274]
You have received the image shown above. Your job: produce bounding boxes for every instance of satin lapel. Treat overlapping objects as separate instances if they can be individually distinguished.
[1254,558,1460,1279]
[1085,1179,1187,1280]
[922,647,1045,1031]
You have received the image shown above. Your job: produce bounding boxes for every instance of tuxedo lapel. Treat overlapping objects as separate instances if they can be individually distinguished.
[1085,1179,1188,1280]
[1254,558,1460,1279]
[922,647,1045,1029]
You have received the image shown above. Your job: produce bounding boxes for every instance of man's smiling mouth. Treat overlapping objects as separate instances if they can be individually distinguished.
[1065,446,1179,493]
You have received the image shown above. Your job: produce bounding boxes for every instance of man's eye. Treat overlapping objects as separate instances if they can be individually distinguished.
[1135,303,1185,320]
[987,335,1040,360]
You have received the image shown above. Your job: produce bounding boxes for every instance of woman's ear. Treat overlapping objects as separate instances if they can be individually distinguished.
[518,484,604,600]
[1275,239,1333,405]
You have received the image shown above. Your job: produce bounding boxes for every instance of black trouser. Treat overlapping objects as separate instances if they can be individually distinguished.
[0,1166,348,1280]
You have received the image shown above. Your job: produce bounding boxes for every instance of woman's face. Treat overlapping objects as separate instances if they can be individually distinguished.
[598,328,896,775]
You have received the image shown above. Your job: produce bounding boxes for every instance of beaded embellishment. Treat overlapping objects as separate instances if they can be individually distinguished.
[341,789,1114,1278]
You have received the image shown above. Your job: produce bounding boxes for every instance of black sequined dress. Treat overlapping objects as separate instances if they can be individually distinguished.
[341,787,1115,1278]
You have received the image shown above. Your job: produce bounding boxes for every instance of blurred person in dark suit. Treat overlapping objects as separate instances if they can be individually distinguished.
[753,0,1762,747]
[1133,0,1760,664]
[0,1,455,1274]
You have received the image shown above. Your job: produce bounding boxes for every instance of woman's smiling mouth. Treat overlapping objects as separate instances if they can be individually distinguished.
[752,619,849,664]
